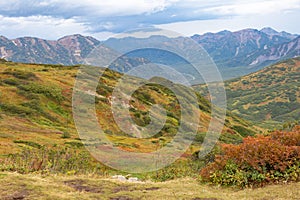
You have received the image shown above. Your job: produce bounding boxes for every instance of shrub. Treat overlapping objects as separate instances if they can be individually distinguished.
[3,69,37,80]
[21,100,43,113]
[17,89,40,100]
[17,83,64,103]
[192,145,221,165]
[271,127,300,146]
[0,103,33,115]
[151,159,205,182]
[2,78,21,86]
[65,141,84,148]
[232,125,256,137]
[61,132,71,139]
[13,140,42,149]
[200,127,300,187]
[219,132,243,144]
[193,132,207,144]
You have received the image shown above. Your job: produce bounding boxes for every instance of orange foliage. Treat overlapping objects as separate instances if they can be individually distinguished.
[200,126,300,185]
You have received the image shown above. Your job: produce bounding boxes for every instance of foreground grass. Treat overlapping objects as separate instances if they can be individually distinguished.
[0,172,299,200]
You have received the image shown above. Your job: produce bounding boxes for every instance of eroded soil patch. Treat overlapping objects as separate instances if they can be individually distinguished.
[64,179,103,193]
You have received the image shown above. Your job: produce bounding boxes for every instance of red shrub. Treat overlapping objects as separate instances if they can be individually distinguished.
[271,126,300,146]
[200,126,300,186]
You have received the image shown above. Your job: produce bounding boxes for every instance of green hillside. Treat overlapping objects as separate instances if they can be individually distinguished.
[0,60,257,156]
[0,59,299,197]
[225,57,300,128]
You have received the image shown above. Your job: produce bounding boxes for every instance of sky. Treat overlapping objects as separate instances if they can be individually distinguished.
[0,0,300,40]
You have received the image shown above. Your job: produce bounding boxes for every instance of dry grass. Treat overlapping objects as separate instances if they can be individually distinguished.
[0,172,299,200]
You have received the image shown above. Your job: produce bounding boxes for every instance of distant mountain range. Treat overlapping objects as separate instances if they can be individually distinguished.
[0,34,100,65]
[0,27,299,80]
[192,28,299,69]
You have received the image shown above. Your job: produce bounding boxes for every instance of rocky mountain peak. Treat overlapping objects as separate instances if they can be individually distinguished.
[260,27,279,35]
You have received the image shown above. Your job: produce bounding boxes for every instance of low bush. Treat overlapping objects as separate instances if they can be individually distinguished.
[3,69,37,80]
[13,140,42,149]
[0,103,33,115]
[17,83,64,103]
[232,125,256,137]
[219,132,243,144]
[200,126,300,187]
[2,78,21,86]
[151,159,205,182]
[65,141,84,148]
[17,89,40,100]
[61,132,71,139]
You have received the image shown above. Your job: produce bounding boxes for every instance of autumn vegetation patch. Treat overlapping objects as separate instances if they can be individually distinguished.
[200,126,300,187]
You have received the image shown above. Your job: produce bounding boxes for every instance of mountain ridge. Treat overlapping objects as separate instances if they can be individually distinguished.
[0,28,299,80]
[191,28,298,68]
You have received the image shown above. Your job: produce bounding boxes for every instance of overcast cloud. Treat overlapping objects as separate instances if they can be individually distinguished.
[0,0,299,39]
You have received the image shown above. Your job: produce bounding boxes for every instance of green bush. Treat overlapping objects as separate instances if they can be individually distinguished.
[2,78,21,86]
[65,141,84,148]
[219,132,243,144]
[18,83,64,103]
[61,132,71,139]
[3,69,37,80]
[17,89,40,100]
[21,100,43,113]
[232,125,256,137]
[151,159,204,182]
[0,103,33,115]
[13,140,42,149]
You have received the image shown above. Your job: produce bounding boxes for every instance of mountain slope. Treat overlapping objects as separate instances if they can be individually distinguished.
[260,27,298,40]
[249,36,300,67]
[104,28,300,80]
[191,28,300,79]
[0,60,258,154]
[7,34,100,65]
[225,57,300,127]
[1,28,299,81]
[192,29,291,68]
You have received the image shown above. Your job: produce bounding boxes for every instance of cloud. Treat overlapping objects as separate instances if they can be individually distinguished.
[202,0,300,16]
[0,0,175,18]
[0,15,86,39]
[0,0,300,37]
[158,10,300,36]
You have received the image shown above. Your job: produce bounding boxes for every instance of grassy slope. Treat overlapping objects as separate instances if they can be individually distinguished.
[1,172,300,200]
[0,61,299,199]
[0,60,258,155]
[0,61,78,154]
[196,57,300,129]
[225,57,300,128]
